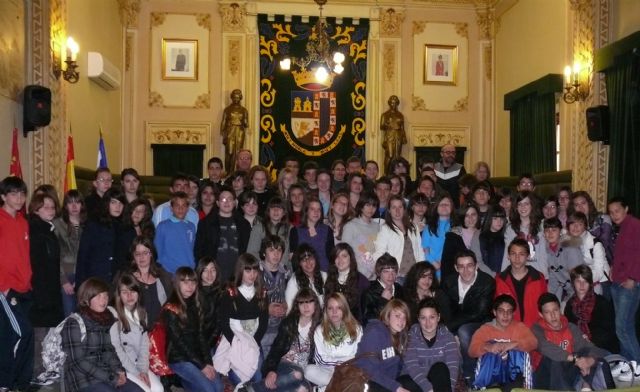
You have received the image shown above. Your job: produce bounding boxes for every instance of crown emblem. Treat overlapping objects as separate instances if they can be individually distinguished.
[292,68,334,91]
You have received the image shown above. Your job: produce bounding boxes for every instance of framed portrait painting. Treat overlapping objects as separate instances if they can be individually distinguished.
[162,38,198,80]
[424,44,458,85]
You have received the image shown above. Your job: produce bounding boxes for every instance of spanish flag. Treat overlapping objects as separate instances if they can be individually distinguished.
[64,132,77,192]
[9,128,22,178]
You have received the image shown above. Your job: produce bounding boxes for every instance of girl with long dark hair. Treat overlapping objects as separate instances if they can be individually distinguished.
[324,243,370,321]
[110,273,163,392]
[285,244,327,311]
[214,254,269,386]
[163,267,223,392]
[289,197,334,272]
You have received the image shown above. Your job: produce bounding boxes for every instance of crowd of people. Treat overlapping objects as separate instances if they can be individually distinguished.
[1,144,639,392]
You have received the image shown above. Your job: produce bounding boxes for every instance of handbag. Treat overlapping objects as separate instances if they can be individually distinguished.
[326,352,378,392]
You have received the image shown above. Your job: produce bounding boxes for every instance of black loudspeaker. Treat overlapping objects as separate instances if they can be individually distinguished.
[23,85,51,136]
[586,105,609,144]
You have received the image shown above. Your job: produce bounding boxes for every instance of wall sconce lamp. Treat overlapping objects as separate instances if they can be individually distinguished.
[562,62,589,104]
[53,37,80,83]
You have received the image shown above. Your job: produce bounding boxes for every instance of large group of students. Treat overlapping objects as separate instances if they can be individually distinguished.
[2,145,640,392]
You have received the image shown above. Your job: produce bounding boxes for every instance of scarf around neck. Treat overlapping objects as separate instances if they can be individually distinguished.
[569,289,596,339]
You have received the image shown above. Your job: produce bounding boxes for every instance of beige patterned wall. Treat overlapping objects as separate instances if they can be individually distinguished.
[567,0,610,210]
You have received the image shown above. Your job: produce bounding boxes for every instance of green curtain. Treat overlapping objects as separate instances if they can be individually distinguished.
[151,144,205,177]
[509,93,556,175]
[604,54,640,213]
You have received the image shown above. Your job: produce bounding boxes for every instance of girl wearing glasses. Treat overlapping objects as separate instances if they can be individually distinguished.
[214,254,269,386]
[163,267,223,392]
[127,236,173,325]
[245,288,322,392]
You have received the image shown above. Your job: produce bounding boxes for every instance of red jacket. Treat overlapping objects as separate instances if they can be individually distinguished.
[495,266,547,327]
[611,214,640,283]
[0,208,31,293]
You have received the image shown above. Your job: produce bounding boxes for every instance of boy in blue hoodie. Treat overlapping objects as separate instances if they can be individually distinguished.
[154,191,196,273]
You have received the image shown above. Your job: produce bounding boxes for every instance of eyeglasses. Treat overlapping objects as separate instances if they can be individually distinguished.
[297,299,315,305]
[441,150,456,155]
[420,273,434,279]
[96,178,113,183]
[134,250,151,257]
[219,197,234,203]
[244,266,260,271]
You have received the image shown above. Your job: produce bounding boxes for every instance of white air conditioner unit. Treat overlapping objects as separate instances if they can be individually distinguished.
[87,52,121,90]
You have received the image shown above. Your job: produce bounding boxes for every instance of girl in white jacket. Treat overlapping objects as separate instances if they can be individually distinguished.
[110,273,163,392]
[373,195,425,281]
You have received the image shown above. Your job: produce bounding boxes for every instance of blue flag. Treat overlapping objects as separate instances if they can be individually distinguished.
[97,129,108,168]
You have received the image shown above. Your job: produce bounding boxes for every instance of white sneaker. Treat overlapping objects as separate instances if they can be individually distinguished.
[612,361,631,377]
[618,360,640,382]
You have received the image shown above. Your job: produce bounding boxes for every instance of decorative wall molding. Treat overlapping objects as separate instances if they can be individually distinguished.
[229,39,241,75]
[125,34,133,71]
[412,21,426,36]
[475,5,499,40]
[455,22,468,38]
[145,121,213,174]
[194,93,210,109]
[453,96,468,111]
[411,124,470,147]
[150,12,166,28]
[149,91,164,107]
[382,43,395,81]
[412,94,427,111]
[219,3,247,32]
[117,0,140,28]
[31,0,47,187]
[196,13,212,31]
[483,43,492,80]
[380,8,404,37]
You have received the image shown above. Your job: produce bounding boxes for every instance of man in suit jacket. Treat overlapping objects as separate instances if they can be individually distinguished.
[441,249,496,383]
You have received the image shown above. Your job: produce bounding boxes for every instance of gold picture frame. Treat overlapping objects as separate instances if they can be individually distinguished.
[162,38,198,80]
[424,44,458,85]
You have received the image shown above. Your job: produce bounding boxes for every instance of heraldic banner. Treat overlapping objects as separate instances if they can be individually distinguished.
[258,14,369,178]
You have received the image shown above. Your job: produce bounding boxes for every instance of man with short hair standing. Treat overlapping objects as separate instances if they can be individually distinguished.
[434,144,465,207]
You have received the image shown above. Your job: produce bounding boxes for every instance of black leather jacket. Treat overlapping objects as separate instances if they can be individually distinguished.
[163,297,211,369]
[261,315,316,375]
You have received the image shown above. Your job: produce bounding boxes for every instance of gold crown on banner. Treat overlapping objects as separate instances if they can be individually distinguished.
[292,68,334,91]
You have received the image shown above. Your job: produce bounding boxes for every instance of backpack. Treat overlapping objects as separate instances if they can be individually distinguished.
[40,313,86,376]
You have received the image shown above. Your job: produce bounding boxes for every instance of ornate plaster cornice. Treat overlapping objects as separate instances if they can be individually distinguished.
[150,12,166,28]
[412,21,426,36]
[117,0,140,29]
[380,8,405,37]
[475,4,499,40]
[219,3,247,33]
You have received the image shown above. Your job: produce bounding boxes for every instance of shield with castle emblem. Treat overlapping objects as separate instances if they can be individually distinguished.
[290,90,336,147]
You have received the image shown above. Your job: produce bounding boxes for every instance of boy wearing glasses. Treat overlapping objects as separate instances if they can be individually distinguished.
[154,191,196,274]
[195,186,251,284]
[468,295,538,390]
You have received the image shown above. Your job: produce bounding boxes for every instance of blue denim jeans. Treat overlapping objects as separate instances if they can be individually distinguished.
[458,322,482,380]
[61,273,77,316]
[611,282,640,361]
[77,380,143,392]
[250,362,310,392]
[169,361,224,392]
